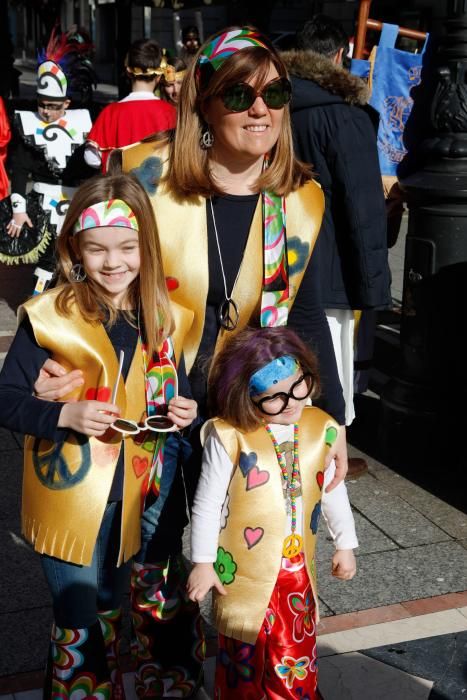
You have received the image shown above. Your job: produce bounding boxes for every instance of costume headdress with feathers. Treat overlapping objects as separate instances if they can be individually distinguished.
[37,25,94,101]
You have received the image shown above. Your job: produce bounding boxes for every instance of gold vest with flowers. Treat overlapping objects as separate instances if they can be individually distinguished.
[20,287,193,566]
[121,141,324,372]
[204,406,337,645]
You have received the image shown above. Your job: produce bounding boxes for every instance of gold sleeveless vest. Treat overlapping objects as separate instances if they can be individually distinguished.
[204,406,337,645]
[121,142,325,372]
[20,287,193,566]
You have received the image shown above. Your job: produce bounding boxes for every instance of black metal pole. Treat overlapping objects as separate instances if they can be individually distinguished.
[379,5,467,468]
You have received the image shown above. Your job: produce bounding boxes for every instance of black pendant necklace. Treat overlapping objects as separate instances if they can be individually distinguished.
[210,198,241,332]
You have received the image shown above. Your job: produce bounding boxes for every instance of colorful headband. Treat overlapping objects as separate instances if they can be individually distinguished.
[73,199,139,235]
[249,356,299,396]
[196,27,271,91]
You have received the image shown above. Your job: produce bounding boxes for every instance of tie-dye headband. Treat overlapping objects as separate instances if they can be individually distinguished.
[73,199,139,235]
[196,27,271,90]
[249,356,299,396]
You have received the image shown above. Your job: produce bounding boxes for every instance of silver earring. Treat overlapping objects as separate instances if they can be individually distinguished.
[70,263,86,282]
[200,127,214,149]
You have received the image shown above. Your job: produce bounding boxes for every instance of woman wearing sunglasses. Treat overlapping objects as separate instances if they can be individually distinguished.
[34,26,348,697]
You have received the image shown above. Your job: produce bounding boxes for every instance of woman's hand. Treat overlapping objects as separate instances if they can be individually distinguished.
[168,396,197,430]
[324,424,348,493]
[34,359,84,401]
[58,400,120,437]
[6,212,33,238]
[187,562,227,603]
[331,549,357,581]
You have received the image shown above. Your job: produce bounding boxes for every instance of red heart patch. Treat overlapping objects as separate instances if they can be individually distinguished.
[132,455,148,478]
[166,276,179,292]
[316,471,324,490]
[246,466,269,491]
[85,386,112,402]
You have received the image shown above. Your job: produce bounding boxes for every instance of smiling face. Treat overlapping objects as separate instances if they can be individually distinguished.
[75,226,140,308]
[202,62,284,170]
[253,369,311,426]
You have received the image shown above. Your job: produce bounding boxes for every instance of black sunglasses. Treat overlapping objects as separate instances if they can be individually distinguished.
[219,77,292,113]
[252,372,314,416]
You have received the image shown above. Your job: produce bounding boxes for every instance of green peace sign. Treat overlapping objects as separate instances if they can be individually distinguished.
[32,434,91,490]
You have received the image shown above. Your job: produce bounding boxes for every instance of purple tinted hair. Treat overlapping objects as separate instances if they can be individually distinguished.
[208,326,321,431]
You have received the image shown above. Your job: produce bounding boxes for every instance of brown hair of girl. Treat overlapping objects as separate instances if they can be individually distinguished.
[55,173,174,359]
[208,326,321,432]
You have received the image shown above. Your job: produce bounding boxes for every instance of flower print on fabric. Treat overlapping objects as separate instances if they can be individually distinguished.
[288,585,315,643]
[263,607,276,635]
[274,655,310,689]
[218,636,256,689]
[52,672,112,699]
[287,236,310,276]
[310,501,321,535]
[51,625,87,680]
[131,561,182,622]
[214,547,237,585]
[220,493,230,530]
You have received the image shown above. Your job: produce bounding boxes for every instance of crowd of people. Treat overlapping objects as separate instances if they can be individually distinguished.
[0,15,392,700]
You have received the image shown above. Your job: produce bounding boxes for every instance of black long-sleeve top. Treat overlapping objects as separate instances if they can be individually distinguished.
[188,193,345,423]
[0,311,192,500]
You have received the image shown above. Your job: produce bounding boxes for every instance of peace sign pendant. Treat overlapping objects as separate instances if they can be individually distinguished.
[282,533,303,559]
[218,297,239,331]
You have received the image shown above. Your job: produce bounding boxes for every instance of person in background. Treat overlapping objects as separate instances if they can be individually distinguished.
[1,27,93,293]
[180,25,201,64]
[281,15,391,477]
[160,56,187,107]
[84,38,176,173]
[0,97,10,202]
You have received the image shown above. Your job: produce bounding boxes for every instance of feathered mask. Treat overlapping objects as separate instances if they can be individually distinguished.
[37,25,94,101]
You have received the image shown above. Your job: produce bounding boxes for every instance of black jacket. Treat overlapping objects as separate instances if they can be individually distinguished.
[282,50,391,310]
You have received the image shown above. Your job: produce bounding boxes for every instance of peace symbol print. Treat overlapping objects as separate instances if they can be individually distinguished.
[32,434,91,490]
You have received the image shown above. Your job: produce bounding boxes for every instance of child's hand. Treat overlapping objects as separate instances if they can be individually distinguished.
[331,549,356,580]
[58,400,120,437]
[34,359,84,401]
[167,396,197,430]
[187,562,227,603]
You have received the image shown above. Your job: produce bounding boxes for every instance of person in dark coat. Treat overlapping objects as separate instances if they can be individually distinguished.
[281,15,391,474]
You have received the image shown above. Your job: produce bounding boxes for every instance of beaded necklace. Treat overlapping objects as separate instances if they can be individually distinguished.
[265,423,303,559]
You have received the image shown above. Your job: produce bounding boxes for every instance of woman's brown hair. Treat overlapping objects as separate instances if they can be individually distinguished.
[167,27,311,198]
[208,326,321,432]
[55,173,174,359]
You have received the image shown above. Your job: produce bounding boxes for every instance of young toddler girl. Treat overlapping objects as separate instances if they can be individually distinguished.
[187,326,358,699]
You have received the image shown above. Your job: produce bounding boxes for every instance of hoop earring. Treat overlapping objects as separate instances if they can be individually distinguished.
[200,127,214,149]
[70,263,87,282]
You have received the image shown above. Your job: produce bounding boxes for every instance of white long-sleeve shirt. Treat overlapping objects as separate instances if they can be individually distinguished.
[191,423,358,563]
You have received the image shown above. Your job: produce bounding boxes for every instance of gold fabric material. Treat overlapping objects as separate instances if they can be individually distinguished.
[20,287,193,566]
[207,406,337,645]
[120,143,325,373]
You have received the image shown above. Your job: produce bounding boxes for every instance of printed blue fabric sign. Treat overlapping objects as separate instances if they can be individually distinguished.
[351,24,429,176]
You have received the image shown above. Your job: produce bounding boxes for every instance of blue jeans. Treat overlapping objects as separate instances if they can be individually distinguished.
[41,501,131,628]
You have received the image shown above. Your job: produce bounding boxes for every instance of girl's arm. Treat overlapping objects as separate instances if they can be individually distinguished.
[187,429,232,602]
[321,460,358,580]
[0,318,68,440]
[0,318,118,440]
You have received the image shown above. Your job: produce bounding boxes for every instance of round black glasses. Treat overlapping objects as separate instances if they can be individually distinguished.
[252,373,314,416]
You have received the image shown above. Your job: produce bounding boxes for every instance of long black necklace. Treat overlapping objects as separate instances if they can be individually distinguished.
[209,197,240,331]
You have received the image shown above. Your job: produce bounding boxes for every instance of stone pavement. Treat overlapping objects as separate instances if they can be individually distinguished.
[1,209,467,698]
